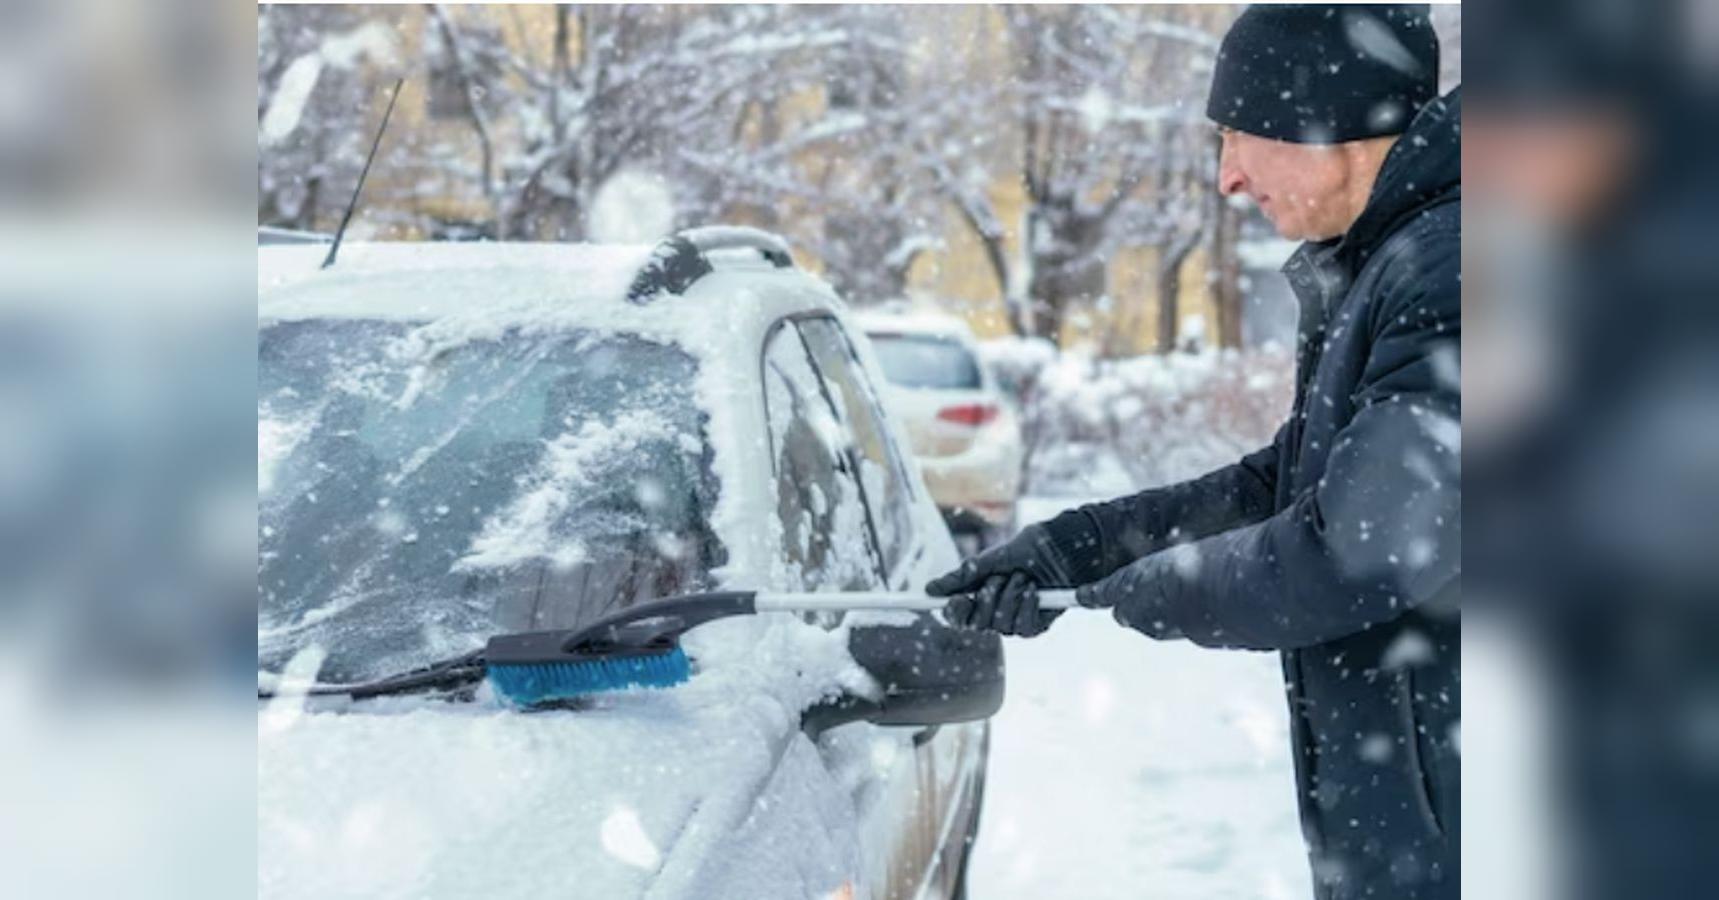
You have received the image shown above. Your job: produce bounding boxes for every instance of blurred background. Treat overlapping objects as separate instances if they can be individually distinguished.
[0,0,254,896]
[1,0,1717,897]
[1465,0,1719,897]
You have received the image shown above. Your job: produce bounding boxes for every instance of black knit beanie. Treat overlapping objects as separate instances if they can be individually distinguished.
[1206,4,1440,144]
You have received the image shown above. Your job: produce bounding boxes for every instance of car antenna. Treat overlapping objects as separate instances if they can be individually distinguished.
[322,77,404,270]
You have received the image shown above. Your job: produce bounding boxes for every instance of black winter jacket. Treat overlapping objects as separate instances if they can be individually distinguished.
[1058,90,1462,899]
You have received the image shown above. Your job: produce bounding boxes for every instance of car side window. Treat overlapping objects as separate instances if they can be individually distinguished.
[795,317,918,577]
[762,325,883,590]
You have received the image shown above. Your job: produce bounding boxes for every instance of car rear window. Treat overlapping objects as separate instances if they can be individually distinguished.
[258,319,721,684]
[865,333,982,390]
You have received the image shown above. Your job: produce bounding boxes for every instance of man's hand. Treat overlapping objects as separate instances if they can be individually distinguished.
[925,523,1085,637]
[1072,544,1203,644]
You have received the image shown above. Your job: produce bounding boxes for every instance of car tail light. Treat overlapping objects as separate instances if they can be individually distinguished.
[936,403,999,427]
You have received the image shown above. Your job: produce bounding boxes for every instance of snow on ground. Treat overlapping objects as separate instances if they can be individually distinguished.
[962,346,1306,898]
[968,490,1310,900]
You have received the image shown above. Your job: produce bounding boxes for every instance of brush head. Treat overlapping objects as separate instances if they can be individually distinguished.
[486,647,691,706]
[483,625,698,707]
[481,592,757,707]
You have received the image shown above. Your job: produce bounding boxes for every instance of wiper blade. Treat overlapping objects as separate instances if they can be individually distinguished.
[257,648,485,701]
[257,590,761,704]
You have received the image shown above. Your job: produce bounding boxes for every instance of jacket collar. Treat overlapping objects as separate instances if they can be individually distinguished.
[1338,87,1462,267]
[1282,239,1349,341]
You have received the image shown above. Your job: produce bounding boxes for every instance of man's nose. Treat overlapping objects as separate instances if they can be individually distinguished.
[1217,141,1247,196]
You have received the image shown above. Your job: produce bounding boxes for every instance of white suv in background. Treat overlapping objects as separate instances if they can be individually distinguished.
[854,308,1023,552]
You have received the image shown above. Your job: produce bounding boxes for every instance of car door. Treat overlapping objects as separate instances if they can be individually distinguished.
[791,316,988,900]
[760,320,931,897]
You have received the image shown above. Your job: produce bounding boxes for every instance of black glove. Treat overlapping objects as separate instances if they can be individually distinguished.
[925,517,1099,637]
[1073,545,1190,641]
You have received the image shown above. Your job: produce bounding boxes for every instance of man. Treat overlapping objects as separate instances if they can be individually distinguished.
[927,6,1459,898]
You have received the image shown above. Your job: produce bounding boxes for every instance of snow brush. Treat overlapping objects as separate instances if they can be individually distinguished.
[483,589,1080,707]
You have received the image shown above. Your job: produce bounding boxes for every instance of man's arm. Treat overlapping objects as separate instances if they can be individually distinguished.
[1079,247,1461,650]
[924,420,1283,638]
[1041,435,1283,585]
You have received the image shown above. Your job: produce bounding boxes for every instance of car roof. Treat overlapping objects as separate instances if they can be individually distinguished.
[257,241,845,346]
[851,306,980,344]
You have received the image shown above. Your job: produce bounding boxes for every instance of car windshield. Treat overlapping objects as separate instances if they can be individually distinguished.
[865,333,982,390]
[258,319,722,684]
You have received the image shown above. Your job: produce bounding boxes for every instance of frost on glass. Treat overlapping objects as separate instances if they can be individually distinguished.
[258,319,719,682]
[762,328,879,592]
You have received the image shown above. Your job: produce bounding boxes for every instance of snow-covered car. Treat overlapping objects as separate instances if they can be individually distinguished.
[258,228,999,899]
[853,308,1024,551]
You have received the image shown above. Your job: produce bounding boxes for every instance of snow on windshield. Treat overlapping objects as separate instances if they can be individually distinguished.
[258,319,720,683]
[258,408,315,495]
[457,409,686,572]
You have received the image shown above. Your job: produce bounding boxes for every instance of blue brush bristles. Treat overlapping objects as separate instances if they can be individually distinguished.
[486,647,692,706]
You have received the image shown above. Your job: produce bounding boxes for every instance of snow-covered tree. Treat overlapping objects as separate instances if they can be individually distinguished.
[434,5,885,242]
[262,6,1393,353]
[752,6,944,303]
[257,5,406,231]
[919,6,1229,343]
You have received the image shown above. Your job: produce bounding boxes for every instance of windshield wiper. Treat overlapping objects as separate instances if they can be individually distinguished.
[256,590,739,704]
[257,648,486,701]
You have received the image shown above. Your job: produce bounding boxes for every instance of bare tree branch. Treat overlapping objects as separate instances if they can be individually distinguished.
[426,4,496,200]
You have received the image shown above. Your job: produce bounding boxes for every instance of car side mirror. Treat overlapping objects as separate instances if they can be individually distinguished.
[801,614,1004,738]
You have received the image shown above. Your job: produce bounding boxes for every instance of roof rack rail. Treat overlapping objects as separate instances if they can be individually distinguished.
[625,226,794,305]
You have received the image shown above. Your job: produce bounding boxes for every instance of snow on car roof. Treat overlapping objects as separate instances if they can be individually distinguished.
[851,305,979,344]
[258,240,653,306]
[258,240,828,330]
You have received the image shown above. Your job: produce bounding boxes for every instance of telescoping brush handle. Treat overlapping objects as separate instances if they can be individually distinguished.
[755,589,1081,614]
[528,589,1084,663]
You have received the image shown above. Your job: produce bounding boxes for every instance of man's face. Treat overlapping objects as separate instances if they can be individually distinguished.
[1218,128,1365,241]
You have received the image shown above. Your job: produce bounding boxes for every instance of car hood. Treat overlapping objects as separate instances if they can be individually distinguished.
[259,615,877,900]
